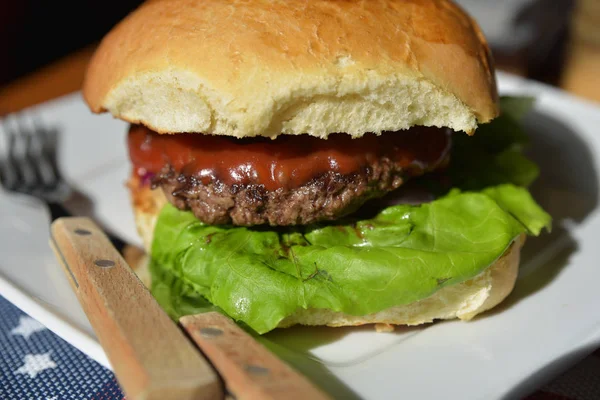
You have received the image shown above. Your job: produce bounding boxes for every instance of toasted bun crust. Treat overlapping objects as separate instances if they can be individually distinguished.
[128,178,521,328]
[83,0,498,138]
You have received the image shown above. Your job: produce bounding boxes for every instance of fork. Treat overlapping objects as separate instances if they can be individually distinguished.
[0,115,126,253]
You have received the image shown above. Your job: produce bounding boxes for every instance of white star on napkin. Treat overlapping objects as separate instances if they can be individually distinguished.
[10,316,46,339]
[15,351,57,379]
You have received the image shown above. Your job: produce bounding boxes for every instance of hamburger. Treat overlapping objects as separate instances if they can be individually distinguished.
[83,0,551,335]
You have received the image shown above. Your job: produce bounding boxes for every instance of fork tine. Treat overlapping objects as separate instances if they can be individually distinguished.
[3,123,16,190]
[22,120,50,193]
[7,121,30,191]
[7,118,40,193]
[0,123,13,188]
[31,116,70,200]
[4,123,21,191]
[41,125,63,187]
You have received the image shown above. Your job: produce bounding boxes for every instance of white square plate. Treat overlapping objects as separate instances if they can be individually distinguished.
[1,72,600,399]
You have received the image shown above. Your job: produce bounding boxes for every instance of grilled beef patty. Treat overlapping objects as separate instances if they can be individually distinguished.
[130,124,451,226]
[152,158,445,226]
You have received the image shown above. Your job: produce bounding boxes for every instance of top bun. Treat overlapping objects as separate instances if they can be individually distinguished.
[83,0,498,138]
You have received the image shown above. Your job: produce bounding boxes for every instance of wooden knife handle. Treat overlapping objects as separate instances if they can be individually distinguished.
[50,217,224,400]
[180,313,332,400]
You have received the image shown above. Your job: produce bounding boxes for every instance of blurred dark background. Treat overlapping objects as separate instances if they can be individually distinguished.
[0,1,143,87]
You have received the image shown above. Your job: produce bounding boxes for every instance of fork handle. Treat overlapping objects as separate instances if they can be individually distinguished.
[48,201,127,253]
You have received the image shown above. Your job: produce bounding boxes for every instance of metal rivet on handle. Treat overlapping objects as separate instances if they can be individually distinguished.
[244,364,269,376]
[94,259,115,268]
[75,229,91,236]
[199,327,223,338]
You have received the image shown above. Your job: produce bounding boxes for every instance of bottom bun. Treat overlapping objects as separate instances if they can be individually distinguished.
[128,176,524,330]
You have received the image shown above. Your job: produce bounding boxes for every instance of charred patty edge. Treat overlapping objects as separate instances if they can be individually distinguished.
[151,154,438,226]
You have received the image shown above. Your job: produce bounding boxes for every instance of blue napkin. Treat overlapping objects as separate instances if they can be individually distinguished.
[0,294,124,399]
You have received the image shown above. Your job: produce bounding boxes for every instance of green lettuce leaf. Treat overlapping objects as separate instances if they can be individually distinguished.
[481,185,551,235]
[431,95,539,192]
[151,184,550,334]
[499,95,536,121]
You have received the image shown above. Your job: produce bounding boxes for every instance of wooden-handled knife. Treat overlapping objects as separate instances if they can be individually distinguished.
[50,217,332,400]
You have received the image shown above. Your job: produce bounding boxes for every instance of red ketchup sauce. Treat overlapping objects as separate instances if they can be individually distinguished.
[128,125,451,191]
